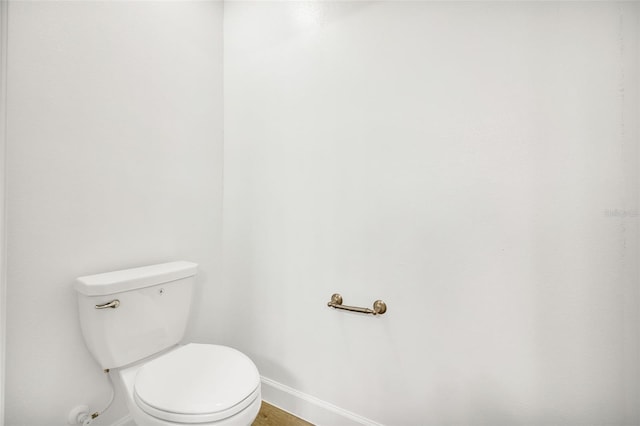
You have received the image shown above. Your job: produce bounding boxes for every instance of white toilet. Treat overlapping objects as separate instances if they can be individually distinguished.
[74,261,261,426]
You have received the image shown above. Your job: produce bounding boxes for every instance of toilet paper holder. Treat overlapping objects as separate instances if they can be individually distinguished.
[327,293,387,315]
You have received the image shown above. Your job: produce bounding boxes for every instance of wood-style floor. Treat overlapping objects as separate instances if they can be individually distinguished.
[252,401,314,426]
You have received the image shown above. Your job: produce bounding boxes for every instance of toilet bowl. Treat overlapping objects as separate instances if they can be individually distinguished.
[115,344,261,426]
[74,262,261,426]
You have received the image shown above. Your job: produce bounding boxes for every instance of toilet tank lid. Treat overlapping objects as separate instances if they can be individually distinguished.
[75,261,197,296]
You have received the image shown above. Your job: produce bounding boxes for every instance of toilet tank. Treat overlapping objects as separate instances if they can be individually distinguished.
[75,261,197,369]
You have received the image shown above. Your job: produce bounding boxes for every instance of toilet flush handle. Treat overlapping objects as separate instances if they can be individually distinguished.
[95,299,120,309]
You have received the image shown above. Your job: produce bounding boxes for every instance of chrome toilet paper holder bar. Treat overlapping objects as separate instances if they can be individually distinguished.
[327,293,387,315]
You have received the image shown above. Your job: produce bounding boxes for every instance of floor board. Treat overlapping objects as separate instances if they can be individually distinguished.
[252,401,314,426]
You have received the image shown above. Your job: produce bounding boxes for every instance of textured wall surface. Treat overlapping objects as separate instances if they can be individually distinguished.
[4,1,223,424]
[223,2,640,425]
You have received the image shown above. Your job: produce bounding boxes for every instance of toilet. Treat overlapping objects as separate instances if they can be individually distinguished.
[74,261,261,426]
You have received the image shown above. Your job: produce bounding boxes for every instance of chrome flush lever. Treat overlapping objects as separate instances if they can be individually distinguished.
[95,299,120,309]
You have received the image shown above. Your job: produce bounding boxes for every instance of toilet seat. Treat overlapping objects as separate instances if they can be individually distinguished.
[133,343,261,424]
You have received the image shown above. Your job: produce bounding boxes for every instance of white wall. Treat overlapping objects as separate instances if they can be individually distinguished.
[0,0,8,424]
[4,1,223,424]
[3,2,639,425]
[224,2,640,425]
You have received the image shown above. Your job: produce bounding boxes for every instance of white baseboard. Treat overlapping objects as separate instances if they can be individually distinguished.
[110,415,134,426]
[260,376,385,426]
